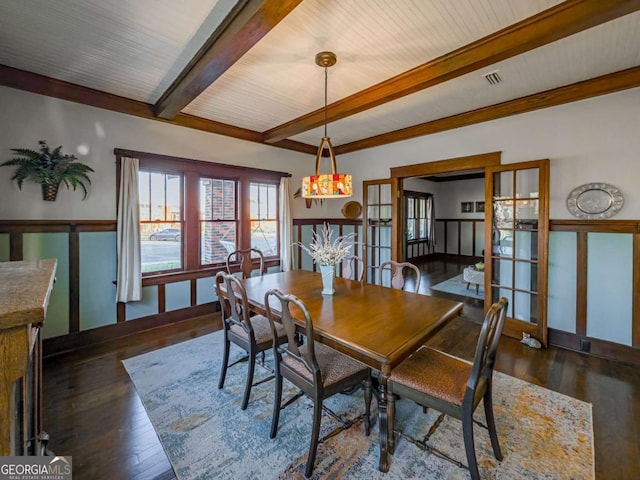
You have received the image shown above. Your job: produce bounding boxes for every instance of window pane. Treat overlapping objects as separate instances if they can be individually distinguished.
[419,219,426,239]
[251,220,277,256]
[139,170,183,273]
[150,172,167,221]
[201,221,237,265]
[493,171,513,199]
[141,222,182,273]
[250,183,278,256]
[139,171,150,221]
[201,178,236,221]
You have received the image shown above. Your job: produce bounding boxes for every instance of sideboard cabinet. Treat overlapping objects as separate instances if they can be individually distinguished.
[0,259,56,455]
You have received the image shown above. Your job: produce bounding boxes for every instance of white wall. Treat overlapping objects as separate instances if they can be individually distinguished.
[0,86,329,220]
[341,87,640,220]
[432,178,485,219]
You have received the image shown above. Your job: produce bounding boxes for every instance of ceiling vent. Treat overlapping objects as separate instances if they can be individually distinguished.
[481,70,502,85]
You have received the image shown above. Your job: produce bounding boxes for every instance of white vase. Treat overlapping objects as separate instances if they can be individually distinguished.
[319,265,335,295]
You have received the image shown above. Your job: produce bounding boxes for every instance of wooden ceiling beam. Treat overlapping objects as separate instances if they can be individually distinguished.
[263,0,640,143]
[334,66,640,155]
[154,0,303,120]
[0,65,317,155]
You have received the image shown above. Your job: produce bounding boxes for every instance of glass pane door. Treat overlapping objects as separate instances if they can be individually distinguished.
[486,161,549,345]
[363,179,398,285]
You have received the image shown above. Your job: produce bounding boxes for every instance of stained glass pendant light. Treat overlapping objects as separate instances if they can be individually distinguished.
[302,52,352,198]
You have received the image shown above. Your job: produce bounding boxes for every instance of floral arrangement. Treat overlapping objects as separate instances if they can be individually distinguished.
[295,223,356,267]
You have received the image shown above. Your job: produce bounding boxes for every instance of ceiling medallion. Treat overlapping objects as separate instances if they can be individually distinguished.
[566,183,623,219]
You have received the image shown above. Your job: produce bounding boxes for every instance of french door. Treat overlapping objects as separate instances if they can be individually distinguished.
[363,178,399,285]
[485,160,549,345]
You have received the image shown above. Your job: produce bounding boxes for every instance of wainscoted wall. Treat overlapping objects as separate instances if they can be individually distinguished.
[433,219,485,258]
[548,220,640,365]
[0,219,361,356]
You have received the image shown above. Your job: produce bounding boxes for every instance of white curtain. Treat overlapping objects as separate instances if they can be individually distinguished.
[279,177,293,271]
[116,157,142,302]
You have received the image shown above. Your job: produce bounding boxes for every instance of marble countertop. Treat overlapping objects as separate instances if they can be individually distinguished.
[0,259,57,329]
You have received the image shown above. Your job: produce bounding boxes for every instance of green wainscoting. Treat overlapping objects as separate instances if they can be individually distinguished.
[197,276,217,305]
[126,286,159,320]
[80,232,117,330]
[166,280,190,312]
[587,232,632,345]
[23,233,70,339]
[548,232,577,333]
[0,234,9,261]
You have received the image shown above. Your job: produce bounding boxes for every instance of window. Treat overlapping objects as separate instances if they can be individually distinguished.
[139,170,183,273]
[116,149,288,276]
[405,192,434,243]
[200,178,237,265]
[250,182,278,256]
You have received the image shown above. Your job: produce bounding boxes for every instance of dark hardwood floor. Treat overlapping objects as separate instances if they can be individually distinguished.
[43,260,640,479]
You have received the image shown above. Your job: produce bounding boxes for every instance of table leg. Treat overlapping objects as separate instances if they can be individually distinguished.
[377,373,390,472]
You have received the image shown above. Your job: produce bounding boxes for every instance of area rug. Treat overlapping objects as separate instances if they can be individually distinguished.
[431,273,484,300]
[123,331,594,479]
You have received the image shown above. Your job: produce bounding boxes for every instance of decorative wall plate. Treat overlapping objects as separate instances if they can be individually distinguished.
[341,201,362,219]
[566,183,623,219]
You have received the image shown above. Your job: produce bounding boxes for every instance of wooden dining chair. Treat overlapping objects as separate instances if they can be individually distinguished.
[378,260,421,293]
[342,255,364,282]
[226,248,265,279]
[387,297,508,480]
[264,288,373,478]
[214,272,286,410]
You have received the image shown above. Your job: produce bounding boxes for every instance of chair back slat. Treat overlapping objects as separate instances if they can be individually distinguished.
[264,289,320,377]
[466,297,508,394]
[342,256,364,282]
[379,260,421,293]
[226,248,265,279]
[215,271,253,336]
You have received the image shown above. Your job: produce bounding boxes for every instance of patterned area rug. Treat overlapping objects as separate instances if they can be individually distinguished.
[431,273,484,300]
[123,331,594,479]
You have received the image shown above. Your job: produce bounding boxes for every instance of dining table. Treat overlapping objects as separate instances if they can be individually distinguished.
[232,269,463,472]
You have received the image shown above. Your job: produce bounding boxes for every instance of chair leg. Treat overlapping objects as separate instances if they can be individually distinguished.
[241,351,256,410]
[484,389,503,461]
[388,388,396,454]
[218,338,230,389]
[363,376,372,436]
[462,410,480,480]
[270,363,283,439]
[305,398,323,478]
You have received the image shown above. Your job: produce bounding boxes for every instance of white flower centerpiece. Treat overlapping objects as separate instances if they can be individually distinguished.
[296,223,356,295]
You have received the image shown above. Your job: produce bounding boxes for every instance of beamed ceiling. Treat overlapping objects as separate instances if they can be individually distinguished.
[1,0,639,157]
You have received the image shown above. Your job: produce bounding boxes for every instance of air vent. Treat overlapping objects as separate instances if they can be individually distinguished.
[481,70,502,85]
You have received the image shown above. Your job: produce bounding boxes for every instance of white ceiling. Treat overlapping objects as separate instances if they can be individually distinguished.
[0,0,638,152]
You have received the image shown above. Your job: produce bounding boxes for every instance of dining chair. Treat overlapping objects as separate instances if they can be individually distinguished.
[214,272,286,410]
[226,248,265,279]
[342,255,364,282]
[387,297,508,480]
[264,288,373,478]
[378,260,421,293]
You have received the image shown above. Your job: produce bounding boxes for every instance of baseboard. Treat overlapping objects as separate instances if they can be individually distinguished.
[548,327,640,367]
[43,302,219,358]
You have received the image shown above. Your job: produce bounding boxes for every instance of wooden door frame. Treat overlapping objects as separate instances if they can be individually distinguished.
[485,159,550,346]
[390,151,502,261]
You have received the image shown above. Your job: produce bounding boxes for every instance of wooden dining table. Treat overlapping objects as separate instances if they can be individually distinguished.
[234,269,463,472]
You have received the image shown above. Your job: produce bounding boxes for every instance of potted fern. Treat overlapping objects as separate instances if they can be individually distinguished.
[1,140,94,201]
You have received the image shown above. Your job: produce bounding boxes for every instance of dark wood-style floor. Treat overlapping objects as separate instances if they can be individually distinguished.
[43,259,640,479]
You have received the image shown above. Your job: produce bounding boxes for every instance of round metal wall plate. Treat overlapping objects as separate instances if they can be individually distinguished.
[566,183,623,219]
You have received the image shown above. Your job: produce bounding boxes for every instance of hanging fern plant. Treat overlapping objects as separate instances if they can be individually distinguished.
[1,140,94,201]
